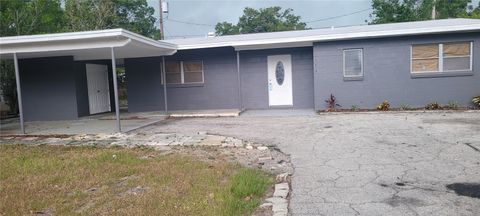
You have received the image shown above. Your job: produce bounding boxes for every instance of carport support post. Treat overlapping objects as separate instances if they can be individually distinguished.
[110,47,121,132]
[162,56,168,114]
[236,51,243,110]
[13,53,25,134]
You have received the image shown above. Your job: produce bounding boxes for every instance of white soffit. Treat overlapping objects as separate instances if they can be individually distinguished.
[0,29,177,60]
[165,19,480,50]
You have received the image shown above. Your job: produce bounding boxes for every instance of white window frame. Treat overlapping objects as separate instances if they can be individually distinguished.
[343,48,364,79]
[410,41,473,74]
[163,60,204,84]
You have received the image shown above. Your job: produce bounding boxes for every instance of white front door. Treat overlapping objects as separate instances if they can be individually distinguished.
[268,55,293,106]
[86,64,111,114]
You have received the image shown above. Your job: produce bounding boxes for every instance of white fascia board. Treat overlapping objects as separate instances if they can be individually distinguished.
[234,41,313,51]
[119,29,177,50]
[0,29,124,44]
[176,24,480,50]
[0,38,131,55]
[0,28,177,52]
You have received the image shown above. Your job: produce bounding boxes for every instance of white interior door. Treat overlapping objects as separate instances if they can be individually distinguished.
[268,55,293,106]
[86,64,111,114]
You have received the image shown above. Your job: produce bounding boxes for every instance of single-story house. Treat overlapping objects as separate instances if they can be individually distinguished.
[1,18,479,133]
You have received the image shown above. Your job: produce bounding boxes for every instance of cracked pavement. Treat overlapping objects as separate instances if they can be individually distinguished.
[141,111,480,215]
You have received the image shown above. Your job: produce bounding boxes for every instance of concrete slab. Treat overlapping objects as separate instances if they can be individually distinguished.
[0,111,167,135]
[149,112,480,216]
[240,109,316,117]
[169,109,241,117]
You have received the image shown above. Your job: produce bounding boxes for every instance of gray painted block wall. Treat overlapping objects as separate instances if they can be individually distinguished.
[165,48,239,110]
[314,33,480,110]
[19,56,79,121]
[240,47,314,109]
[125,48,240,112]
[125,47,315,112]
[125,57,165,112]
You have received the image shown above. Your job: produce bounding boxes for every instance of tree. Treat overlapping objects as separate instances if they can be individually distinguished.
[115,0,159,39]
[0,0,66,37]
[460,2,480,18]
[370,0,473,24]
[64,0,117,31]
[64,0,160,39]
[215,6,308,36]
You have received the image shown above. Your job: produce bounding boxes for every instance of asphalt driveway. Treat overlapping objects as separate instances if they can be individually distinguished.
[149,111,480,215]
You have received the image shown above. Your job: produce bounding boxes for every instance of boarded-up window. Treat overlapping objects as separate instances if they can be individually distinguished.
[411,42,472,74]
[165,61,204,84]
[183,61,203,83]
[343,49,363,77]
[166,62,181,84]
[443,42,471,71]
[412,44,439,72]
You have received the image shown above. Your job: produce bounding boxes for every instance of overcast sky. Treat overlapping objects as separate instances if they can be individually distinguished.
[147,0,373,39]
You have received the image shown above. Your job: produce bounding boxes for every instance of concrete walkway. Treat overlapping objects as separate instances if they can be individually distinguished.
[144,111,480,216]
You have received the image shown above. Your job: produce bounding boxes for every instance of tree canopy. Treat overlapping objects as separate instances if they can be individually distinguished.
[0,0,159,38]
[215,6,308,36]
[370,0,475,24]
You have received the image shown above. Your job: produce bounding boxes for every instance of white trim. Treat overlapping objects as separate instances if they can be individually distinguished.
[470,41,474,71]
[438,44,444,72]
[343,49,364,78]
[172,20,480,50]
[180,61,185,83]
[234,41,313,51]
[0,28,176,49]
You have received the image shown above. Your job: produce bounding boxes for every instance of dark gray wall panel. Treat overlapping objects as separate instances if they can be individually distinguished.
[19,56,78,121]
[125,57,165,112]
[313,33,480,110]
[74,62,89,117]
[240,47,314,109]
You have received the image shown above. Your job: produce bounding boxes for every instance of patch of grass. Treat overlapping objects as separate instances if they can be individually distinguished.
[221,168,273,215]
[0,145,273,215]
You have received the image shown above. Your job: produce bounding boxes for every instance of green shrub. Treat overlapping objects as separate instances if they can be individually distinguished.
[447,100,459,110]
[425,102,442,110]
[351,105,359,112]
[377,100,390,111]
[399,104,411,111]
[473,96,480,108]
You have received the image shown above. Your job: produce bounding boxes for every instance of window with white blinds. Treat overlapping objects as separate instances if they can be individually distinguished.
[343,49,364,78]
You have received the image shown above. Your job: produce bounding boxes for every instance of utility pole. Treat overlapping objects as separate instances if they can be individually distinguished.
[159,0,164,40]
[431,0,436,20]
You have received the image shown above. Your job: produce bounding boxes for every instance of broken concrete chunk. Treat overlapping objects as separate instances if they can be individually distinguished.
[258,156,272,161]
[257,146,269,151]
[276,173,291,183]
[259,202,273,208]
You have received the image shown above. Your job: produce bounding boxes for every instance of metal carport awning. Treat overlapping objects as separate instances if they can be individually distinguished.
[0,29,177,134]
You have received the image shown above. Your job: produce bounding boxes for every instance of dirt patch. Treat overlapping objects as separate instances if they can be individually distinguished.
[446,183,480,199]
[384,196,426,207]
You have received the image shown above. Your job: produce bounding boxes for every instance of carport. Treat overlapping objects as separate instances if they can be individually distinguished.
[0,29,177,134]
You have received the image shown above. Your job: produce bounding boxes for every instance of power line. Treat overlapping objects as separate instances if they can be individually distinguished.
[163,8,373,28]
[165,18,216,27]
[305,8,372,23]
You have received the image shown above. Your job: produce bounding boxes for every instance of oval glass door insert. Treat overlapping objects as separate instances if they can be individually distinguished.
[275,61,285,85]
